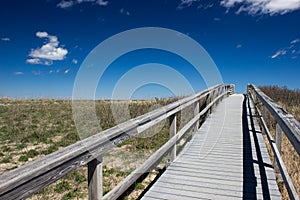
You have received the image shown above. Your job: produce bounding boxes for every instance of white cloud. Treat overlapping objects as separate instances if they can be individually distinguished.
[57,0,108,8]
[265,0,300,14]
[96,0,108,6]
[221,0,300,15]
[271,49,287,59]
[120,8,130,16]
[26,58,41,64]
[36,31,48,38]
[197,3,214,10]
[26,58,52,66]
[49,69,63,74]
[177,0,214,10]
[77,0,94,3]
[14,72,24,75]
[30,45,67,60]
[221,0,244,8]
[271,38,300,59]
[57,0,74,8]
[64,69,70,74]
[27,31,68,65]
[213,17,221,21]
[1,37,10,42]
[177,0,199,10]
[291,38,300,44]
[236,44,242,48]
[72,59,78,64]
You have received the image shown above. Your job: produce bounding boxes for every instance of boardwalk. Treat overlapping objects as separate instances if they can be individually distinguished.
[142,94,281,199]
[3,84,298,200]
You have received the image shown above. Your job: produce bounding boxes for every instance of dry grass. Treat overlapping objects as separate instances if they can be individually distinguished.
[0,97,185,199]
[259,86,300,199]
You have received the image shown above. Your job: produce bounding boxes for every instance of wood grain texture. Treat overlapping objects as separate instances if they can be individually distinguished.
[248,89,299,200]
[169,114,177,162]
[248,84,300,156]
[102,89,230,200]
[88,156,103,200]
[0,84,231,200]
[0,84,232,199]
[141,94,281,199]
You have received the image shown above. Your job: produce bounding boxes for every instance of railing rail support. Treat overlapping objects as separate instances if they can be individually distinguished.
[247,84,300,200]
[0,84,233,200]
[274,123,283,181]
[169,114,177,162]
[193,101,199,132]
[88,156,103,200]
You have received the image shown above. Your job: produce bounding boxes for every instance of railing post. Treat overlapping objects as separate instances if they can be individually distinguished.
[88,156,103,200]
[207,92,213,114]
[169,114,177,162]
[275,123,283,152]
[229,84,234,95]
[194,100,199,132]
[262,106,267,135]
[274,123,283,180]
[210,92,213,114]
[212,90,216,111]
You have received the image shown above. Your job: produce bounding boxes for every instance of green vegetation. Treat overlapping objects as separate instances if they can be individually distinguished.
[1,156,12,163]
[41,145,59,155]
[27,149,39,158]
[61,188,81,200]
[259,85,300,199]
[0,97,185,199]
[18,155,28,162]
[54,181,71,193]
[135,182,145,190]
[2,146,10,152]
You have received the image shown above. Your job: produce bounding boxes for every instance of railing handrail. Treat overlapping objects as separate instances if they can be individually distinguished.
[247,84,300,200]
[102,86,230,200]
[248,84,300,155]
[0,84,233,199]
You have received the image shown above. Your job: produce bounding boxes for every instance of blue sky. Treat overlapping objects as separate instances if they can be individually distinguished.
[0,0,300,99]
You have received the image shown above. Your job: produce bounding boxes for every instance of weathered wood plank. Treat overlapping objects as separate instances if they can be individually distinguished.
[102,89,230,200]
[153,181,244,198]
[0,84,232,199]
[248,84,300,155]
[143,95,244,199]
[274,123,283,179]
[246,98,282,198]
[157,177,280,196]
[145,191,202,200]
[149,185,242,200]
[88,156,103,200]
[142,94,281,200]
[194,100,200,131]
[248,89,299,200]
[169,114,177,162]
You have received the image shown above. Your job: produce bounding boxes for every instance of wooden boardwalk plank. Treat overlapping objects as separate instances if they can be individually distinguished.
[141,94,281,199]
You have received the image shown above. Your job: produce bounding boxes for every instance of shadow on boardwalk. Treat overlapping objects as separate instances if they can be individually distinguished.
[242,94,272,200]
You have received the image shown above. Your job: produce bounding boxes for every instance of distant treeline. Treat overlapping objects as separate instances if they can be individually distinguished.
[259,85,300,107]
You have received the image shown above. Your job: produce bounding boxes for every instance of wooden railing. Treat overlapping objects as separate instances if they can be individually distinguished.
[0,84,234,200]
[247,84,300,200]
